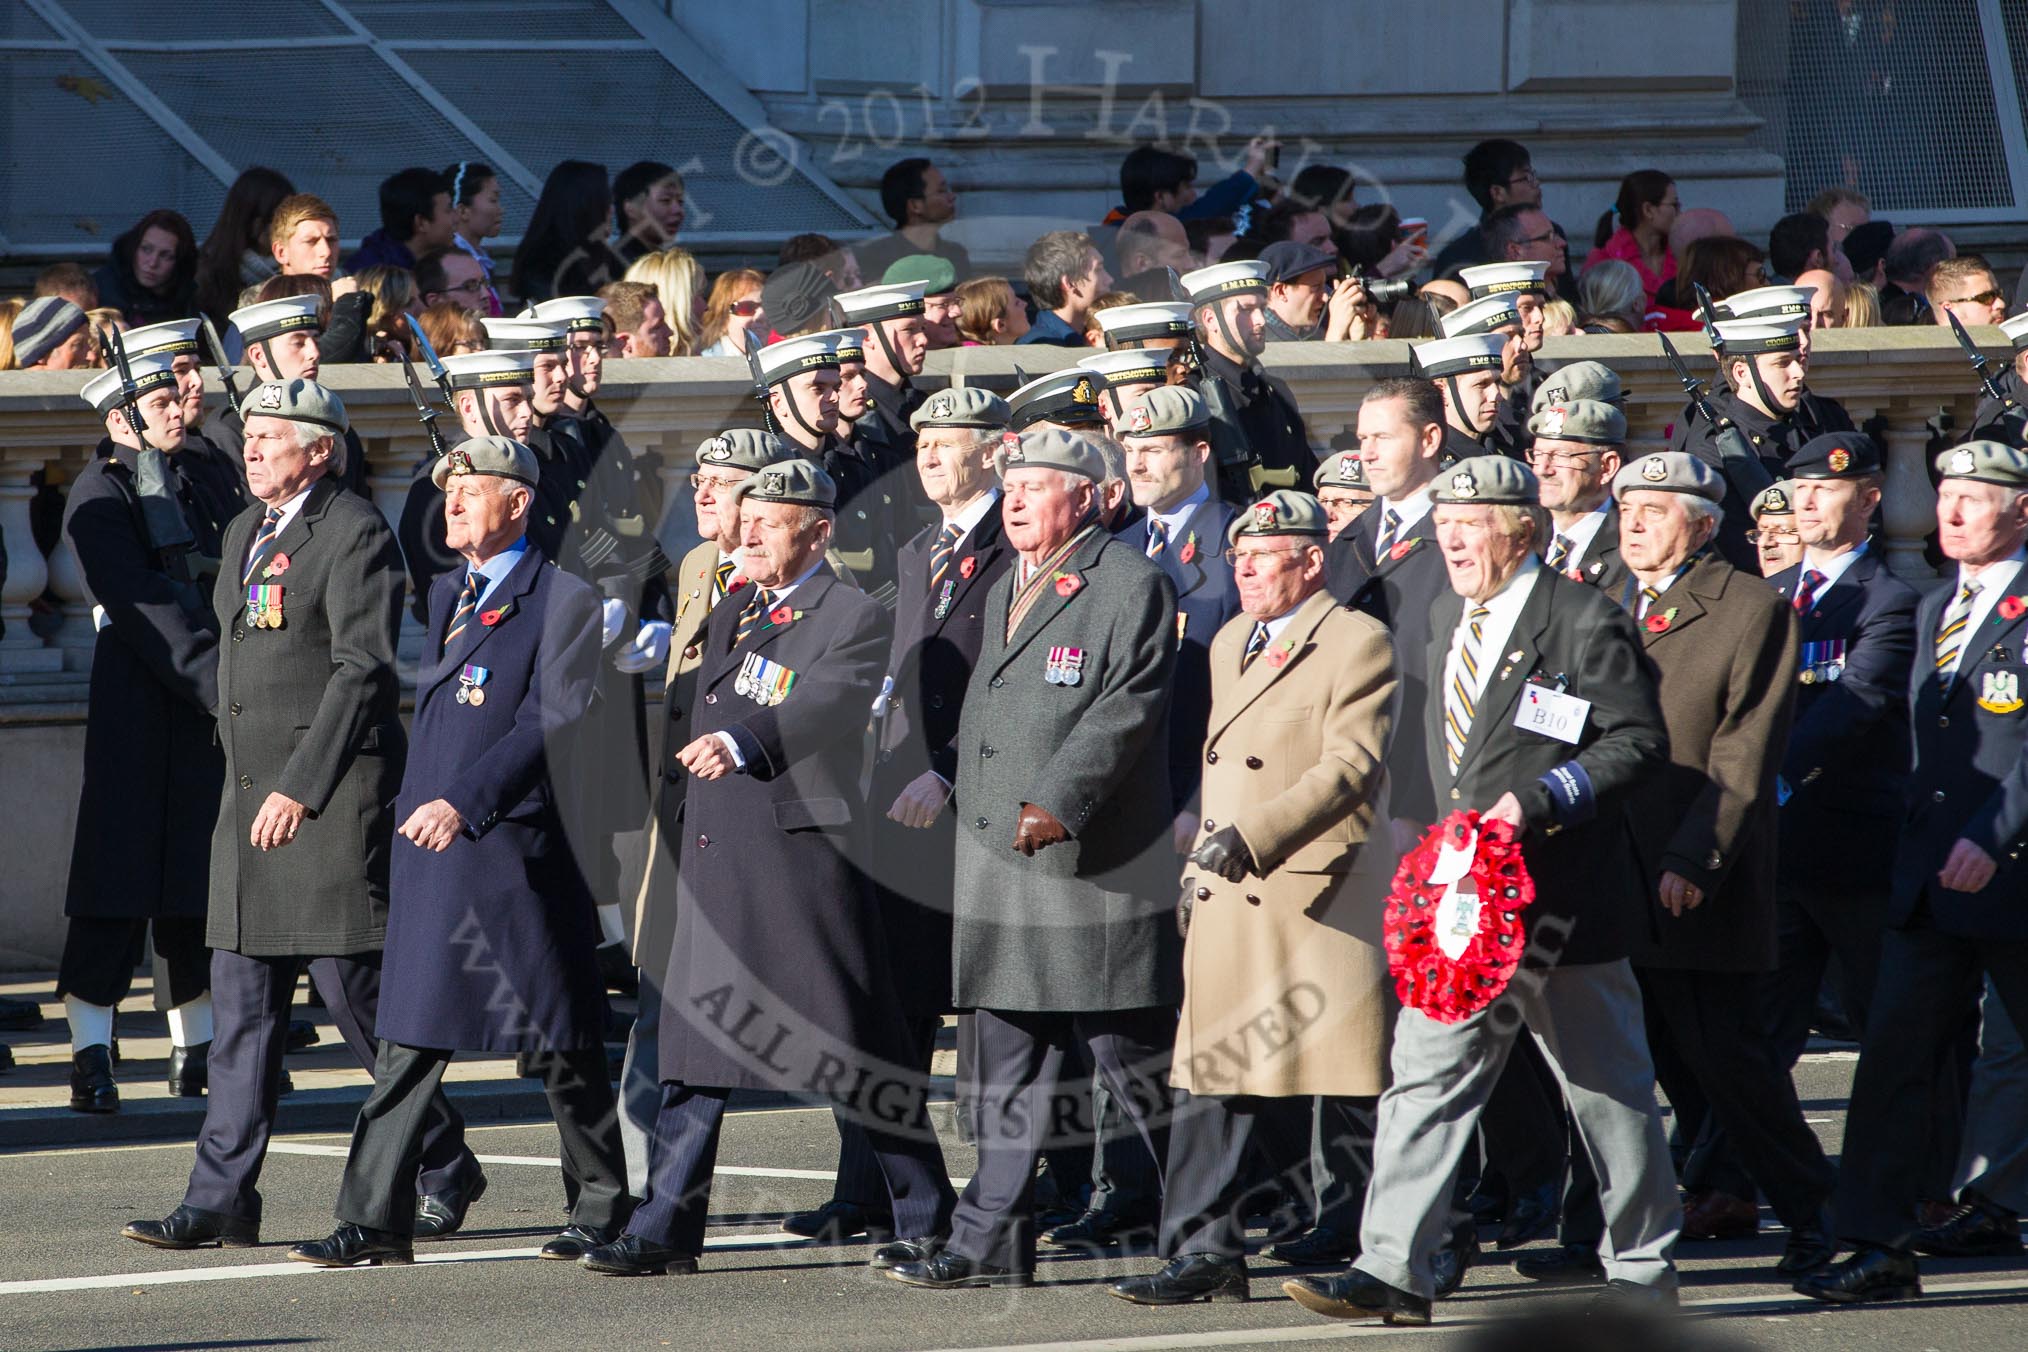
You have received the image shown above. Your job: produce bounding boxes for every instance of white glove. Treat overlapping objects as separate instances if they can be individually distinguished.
[600,597,627,647]
[612,620,671,674]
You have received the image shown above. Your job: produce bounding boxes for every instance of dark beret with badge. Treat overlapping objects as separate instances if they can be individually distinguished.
[1936,439,2028,487]
[1433,454,1540,506]
[910,386,1012,432]
[1790,432,1881,479]
[1527,398,1626,446]
[431,433,540,490]
[1611,451,1724,503]
[1117,385,1209,440]
[1226,489,1328,545]
[1314,450,1370,491]
[998,427,1109,481]
[735,457,838,510]
[243,377,349,435]
[1007,367,1106,430]
[697,427,796,474]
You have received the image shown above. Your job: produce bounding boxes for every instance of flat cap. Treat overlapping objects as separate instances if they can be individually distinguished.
[1790,431,1881,479]
[1119,385,1209,438]
[482,317,568,353]
[1434,455,1539,506]
[230,295,322,345]
[1533,360,1624,411]
[696,428,795,474]
[762,262,838,336]
[1459,261,1550,299]
[1612,451,1723,503]
[1008,368,1104,430]
[1414,333,1507,379]
[1712,313,1806,355]
[1314,450,1370,491]
[832,280,925,325]
[1937,439,2028,488]
[81,351,179,413]
[1095,301,1194,347]
[1181,260,1270,305]
[1714,285,1814,322]
[1440,292,1522,338]
[911,386,1011,431]
[1528,398,1626,446]
[735,458,838,510]
[432,434,540,489]
[755,332,842,386]
[1077,347,1170,390]
[122,318,201,360]
[1751,480,1796,519]
[442,349,535,390]
[999,427,1108,481]
[1258,241,1336,286]
[881,253,957,294]
[519,296,606,333]
[2003,312,2028,351]
[13,297,89,367]
[1227,490,1328,545]
[243,377,348,434]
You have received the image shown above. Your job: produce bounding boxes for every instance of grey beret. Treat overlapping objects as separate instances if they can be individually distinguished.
[1612,451,1724,503]
[1751,480,1796,519]
[998,427,1109,481]
[1533,360,1625,411]
[1937,440,2028,488]
[1226,490,1328,545]
[1119,386,1209,438]
[1528,398,1627,446]
[735,458,838,510]
[911,386,1012,431]
[1433,455,1540,506]
[13,296,88,367]
[432,434,540,489]
[244,377,348,434]
[1314,451,1370,491]
[696,428,795,474]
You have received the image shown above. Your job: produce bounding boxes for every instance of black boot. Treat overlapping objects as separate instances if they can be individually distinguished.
[1109,1253,1250,1305]
[69,1045,117,1114]
[166,1041,210,1096]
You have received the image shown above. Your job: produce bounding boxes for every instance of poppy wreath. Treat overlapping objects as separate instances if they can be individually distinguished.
[1382,809,1535,1023]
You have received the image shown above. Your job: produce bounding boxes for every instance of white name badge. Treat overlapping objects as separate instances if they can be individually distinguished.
[1513,684,1590,745]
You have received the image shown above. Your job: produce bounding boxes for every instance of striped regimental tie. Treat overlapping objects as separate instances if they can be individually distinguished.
[1544,533,1574,571]
[733,588,774,646]
[713,559,736,603]
[1146,518,1169,559]
[241,506,284,584]
[442,571,482,652]
[930,520,963,589]
[1375,507,1403,558]
[1443,604,1492,773]
[1936,580,1982,687]
[1241,620,1269,671]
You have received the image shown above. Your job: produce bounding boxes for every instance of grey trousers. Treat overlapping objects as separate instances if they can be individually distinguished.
[1355,959,1680,1300]
[618,968,663,1199]
[1955,977,2028,1212]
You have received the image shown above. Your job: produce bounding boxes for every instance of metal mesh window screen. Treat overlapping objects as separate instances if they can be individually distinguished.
[399,48,861,234]
[70,0,351,40]
[0,52,223,249]
[338,0,645,42]
[2004,0,2028,145]
[0,8,62,39]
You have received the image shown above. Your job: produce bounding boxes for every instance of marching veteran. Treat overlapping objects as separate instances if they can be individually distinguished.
[1111,491,1399,1306]
[291,436,628,1269]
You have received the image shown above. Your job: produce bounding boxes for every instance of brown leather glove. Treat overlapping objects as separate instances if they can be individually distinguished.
[1011,802,1071,857]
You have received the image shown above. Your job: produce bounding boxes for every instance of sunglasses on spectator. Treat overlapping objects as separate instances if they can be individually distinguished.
[1949,291,2005,308]
[730,300,762,317]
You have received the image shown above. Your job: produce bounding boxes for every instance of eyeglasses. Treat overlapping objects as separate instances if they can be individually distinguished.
[1948,291,2005,308]
[689,473,747,492]
[730,300,762,317]
[1745,526,1800,545]
[1505,167,1540,186]
[1525,447,1602,466]
[571,339,609,355]
[444,279,486,297]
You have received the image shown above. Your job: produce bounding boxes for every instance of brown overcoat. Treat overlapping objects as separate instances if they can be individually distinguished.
[1171,588,1400,1098]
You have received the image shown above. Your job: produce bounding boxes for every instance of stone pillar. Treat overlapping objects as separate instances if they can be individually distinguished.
[1864,398,1947,587]
[41,526,96,672]
[0,460,57,672]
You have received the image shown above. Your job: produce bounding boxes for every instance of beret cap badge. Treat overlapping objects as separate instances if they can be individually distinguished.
[1127,405,1152,433]
[1252,502,1278,529]
[1539,407,1565,437]
[1827,447,1851,473]
[760,470,788,495]
[928,392,953,419]
[701,438,731,462]
[1449,471,1478,499]
[1951,448,1977,475]
[446,447,474,476]
[255,384,283,411]
[1640,456,1668,482]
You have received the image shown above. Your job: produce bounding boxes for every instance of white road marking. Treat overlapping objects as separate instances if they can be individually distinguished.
[260,1140,975,1185]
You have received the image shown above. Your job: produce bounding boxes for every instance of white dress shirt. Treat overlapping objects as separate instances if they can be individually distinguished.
[1444,557,1542,713]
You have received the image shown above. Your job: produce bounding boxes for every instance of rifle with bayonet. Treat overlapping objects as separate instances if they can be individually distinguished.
[410,323,456,406]
[97,322,205,612]
[198,317,242,417]
[1947,309,2028,445]
[1168,270,1286,503]
[744,327,782,437]
[399,347,452,464]
[1948,309,2010,405]
[1674,290,1777,500]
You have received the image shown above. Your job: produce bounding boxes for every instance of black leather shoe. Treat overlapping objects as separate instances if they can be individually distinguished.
[540,1224,620,1260]
[1583,1277,1678,1310]
[580,1232,699,1275]
[1041,1205,1157,1249]
[1110,1253,1249,1305]
[869,1236,944,1270]
[1776,1213,1838,1275]
[1463,1184,1507,1228]
[413,1171,486,1239]
[277,1069,295,1097]
[886,1249,1032,1289]
[1496,1182,1560,1250]
[0,1042,12,1072]
[1269,1225,1361,1266]
[286,1018,320,1051]
[291,1224,414,1267]
[1915,1193,2024,1257]
[1431,1221,1480,1299]
[1281,1267,1431,1325]
[1514,1242,1606,1285]
[0,995,43,1031]
[781,1199,894,1242]
[123,1204,259,1250]
[1794,1245,1921,1304]
[69,1045,117,1114]
[166,1041,209,1096]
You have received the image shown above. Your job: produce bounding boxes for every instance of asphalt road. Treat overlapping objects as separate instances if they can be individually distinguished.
[4,1051,2024,1352]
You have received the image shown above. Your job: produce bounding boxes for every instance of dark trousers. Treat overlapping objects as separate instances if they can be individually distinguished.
[1309,1095,1379,1233]
[628,1080,953,1253]
[182,949,475,1221]
[1159,1089,1375,1258]
[337,1040,628,1236]
[832,1014,942,1210]
[1835,922,2028,1248]
[1637,967,1834,1229]
[947,1005,1174,1273]
[57,916,209,1009]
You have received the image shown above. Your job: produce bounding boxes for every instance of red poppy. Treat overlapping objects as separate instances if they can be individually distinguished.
[267,552,291,575]
[1266,646,1290,669]
[1644,613,1670,633]
[1054,574,1081,598]
[1389,540,1415,561]
[726,575,747,592]
[769,605,794,626]
[480,608,506,627]
[1179,538,1198,565]
[2002,596,2027,621]
[959,556,976,579]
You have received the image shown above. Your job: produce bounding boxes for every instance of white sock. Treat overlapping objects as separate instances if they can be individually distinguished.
[167,994,214,1048]
[597,903,627,947]
[64,995,114,1052]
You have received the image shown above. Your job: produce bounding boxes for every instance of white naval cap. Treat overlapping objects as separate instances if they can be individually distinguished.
[1440,292,1522,338]
[81,351,180,413]
[831,281,925,324]
[519,296,607,333]
[754,332,844,386]
[229,295,322,345]
[481,317,569,353]
[1459,261,1550,299]
[1413,333,1508,379]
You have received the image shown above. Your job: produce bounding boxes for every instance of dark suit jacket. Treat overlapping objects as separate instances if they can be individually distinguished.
[1551,505,1631,599]
[1426,568,1669,967]
[1201,345,1317,488]
[1896,568,2028,939]
[377,547,607,1053]
[1625,551,1799,972]
[207,477,408,956]
[1768,548,1918,888]
[1328,500,1448,825]
[1671,388,1854,571]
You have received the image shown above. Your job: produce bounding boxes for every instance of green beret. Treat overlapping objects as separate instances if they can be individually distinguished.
[1527,398,1626,446]
[1533,360,1624,411]
[1751,480,1796,519]
[999,427,1108,481]
[1226,490,1328,545]
[1937,440,2028,488]
[696,428,794,474]
[1119,386,1209,438]
[1433,455,1539,506]
[243,377,348,434]
[735,458,838,510]
[433,434,540,490]
[911,386,1011,431]
[882,253,958,294]
[1612,451,1723,503]
[1314,451,1369,491]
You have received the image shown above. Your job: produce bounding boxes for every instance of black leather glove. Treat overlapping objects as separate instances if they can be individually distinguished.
[1177,878,1201,938]
[1191,825,1254,883]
